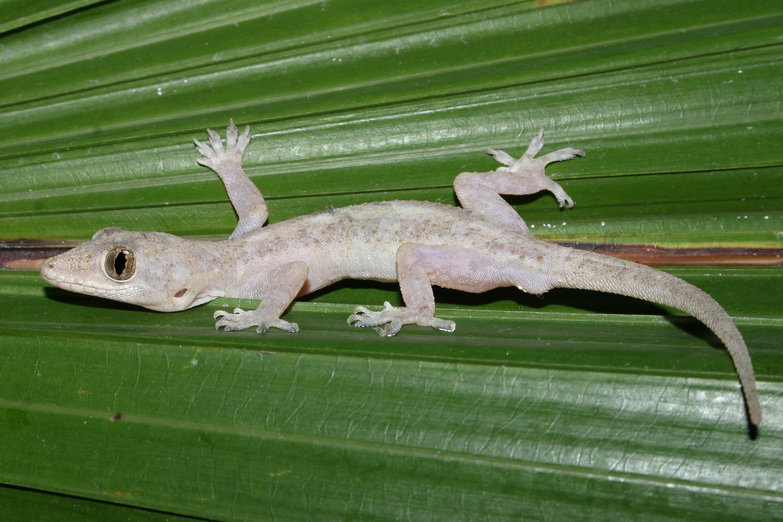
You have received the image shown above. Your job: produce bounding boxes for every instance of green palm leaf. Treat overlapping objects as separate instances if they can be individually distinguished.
[1,0,781,518]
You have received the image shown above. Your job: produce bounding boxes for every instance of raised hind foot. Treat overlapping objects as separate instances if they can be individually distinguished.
[487,127,585,209]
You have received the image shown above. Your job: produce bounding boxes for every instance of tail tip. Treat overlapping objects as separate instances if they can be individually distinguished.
[749,402,762,427]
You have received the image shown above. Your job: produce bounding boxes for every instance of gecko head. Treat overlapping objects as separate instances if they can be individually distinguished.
[41,227,216,312]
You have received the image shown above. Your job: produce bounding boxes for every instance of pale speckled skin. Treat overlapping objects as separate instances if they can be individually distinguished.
[41,121,761,427]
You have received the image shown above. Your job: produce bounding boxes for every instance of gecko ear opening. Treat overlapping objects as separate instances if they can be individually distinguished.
[104,246,136,282]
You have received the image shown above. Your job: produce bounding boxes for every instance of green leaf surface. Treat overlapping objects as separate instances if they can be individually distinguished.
[1,0,782,247]
[0,0,102,34]
[1,269,782,519]
[1,0,782,519]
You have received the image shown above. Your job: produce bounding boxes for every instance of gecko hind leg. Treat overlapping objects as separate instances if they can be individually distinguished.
[348,244,523,336]
[348,301,455,337]
[454,128,584,232]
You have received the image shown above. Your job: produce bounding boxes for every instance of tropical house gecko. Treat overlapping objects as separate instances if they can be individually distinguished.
[40,120,761,427]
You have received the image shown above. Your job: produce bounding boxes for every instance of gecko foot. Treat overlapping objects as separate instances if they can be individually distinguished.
[214,307,299,334]
[193,119,251,172]
[347,301,456,337]
[487,128,584,209]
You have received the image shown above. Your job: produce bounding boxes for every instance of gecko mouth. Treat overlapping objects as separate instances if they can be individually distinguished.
[41,261,115,297]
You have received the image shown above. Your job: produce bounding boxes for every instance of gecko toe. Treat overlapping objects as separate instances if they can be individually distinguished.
[213,307,298,334]
[206,128,223,152]
[236,125,251,153]
[226,120,238,149]
[348,302,454,336]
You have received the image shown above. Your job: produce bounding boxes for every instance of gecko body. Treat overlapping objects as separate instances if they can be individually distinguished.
[41,121,761,427]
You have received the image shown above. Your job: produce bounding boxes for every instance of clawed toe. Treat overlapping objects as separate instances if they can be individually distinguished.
[194,120,251,171]
[484,128,582,210]
[347,302,454,336]
[212,307,298,334]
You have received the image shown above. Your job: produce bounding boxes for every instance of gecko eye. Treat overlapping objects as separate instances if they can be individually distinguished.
[104,246,136,281]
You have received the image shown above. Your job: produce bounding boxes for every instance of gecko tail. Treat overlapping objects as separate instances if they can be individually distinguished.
[552,248,761,426]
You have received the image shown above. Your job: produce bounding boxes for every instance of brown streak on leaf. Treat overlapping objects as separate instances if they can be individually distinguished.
[560,243,783,267]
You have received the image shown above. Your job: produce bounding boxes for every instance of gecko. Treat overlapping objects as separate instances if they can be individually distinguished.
[40,120,761,427]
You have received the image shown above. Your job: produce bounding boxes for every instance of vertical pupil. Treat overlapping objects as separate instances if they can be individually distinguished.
[114,251,127,275]
[105,246,134,281]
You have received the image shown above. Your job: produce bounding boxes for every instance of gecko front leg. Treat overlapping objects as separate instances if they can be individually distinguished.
[214,261,308,334]
[454,128,584,232]
[194,120,268,238]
